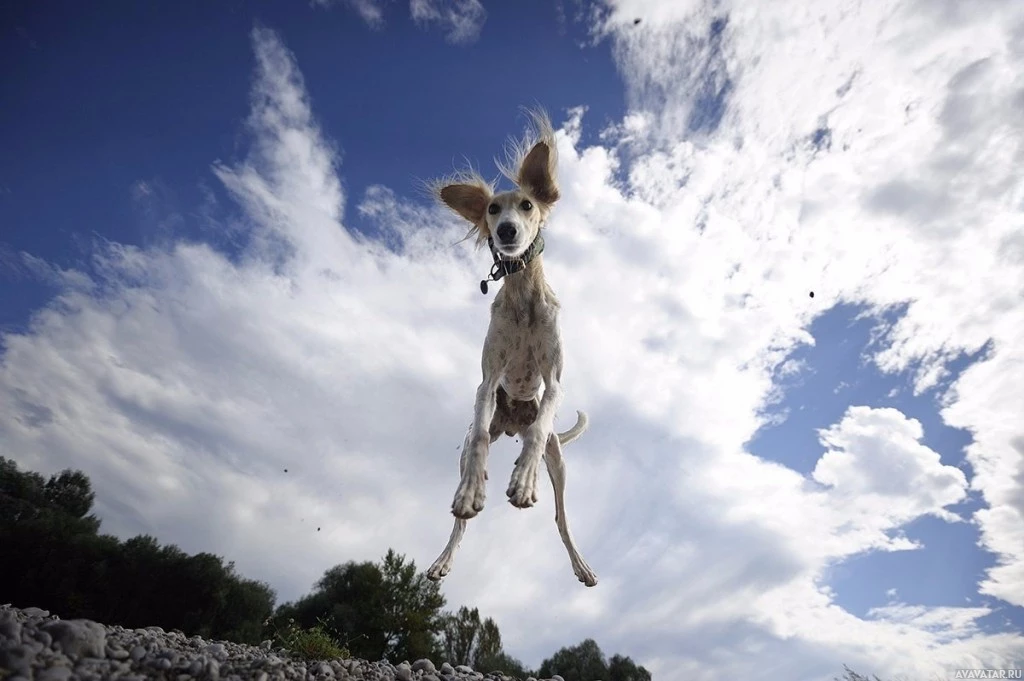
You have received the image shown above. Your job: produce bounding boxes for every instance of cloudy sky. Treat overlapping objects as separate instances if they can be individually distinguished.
[2,0,1023,678]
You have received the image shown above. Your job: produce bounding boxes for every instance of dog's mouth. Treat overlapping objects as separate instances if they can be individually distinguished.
[494,242,527,259]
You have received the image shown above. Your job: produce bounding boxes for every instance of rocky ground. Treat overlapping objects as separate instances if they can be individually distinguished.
[0,605,565,681]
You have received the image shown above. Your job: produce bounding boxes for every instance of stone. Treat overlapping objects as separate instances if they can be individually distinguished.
[0,612,22,640]
[412,658,437,673]
[40,620,107,659]
[36,666,74,681]
[0,644,36,677]
[20,607,50,619]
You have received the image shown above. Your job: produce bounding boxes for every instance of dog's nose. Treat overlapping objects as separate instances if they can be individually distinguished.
[496,222,517,243]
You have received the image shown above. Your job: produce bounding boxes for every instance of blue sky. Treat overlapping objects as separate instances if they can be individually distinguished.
[3,1,1024,679]
[748,303,1010,627]
[2,0,623,328]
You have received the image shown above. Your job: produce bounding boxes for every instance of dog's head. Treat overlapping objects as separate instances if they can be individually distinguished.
[433,109,560,259]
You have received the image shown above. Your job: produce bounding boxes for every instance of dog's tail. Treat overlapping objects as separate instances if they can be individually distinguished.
[557,410,589,447]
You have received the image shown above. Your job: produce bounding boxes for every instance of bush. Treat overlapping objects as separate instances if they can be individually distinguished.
[267,616,350,661]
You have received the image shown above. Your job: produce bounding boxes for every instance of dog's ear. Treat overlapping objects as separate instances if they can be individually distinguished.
[518,141,560,205]
[439,183,490,224]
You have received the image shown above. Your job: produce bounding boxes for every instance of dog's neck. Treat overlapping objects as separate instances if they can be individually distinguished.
[490,240,557,324]
[482,235,544,288]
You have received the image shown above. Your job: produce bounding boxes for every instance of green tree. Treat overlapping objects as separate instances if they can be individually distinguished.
[436,606,531,677]
[379,549,446,661]
[538,639,609,681]
[608,653,652,681]
[477,650,532,679]
[0,458,274,644]
[275,549,445,663]
[43,469,95,519]
[0,456,47,521]
[835,665,884,681]
[213,568,276,644]
[0,457,99,532]
[439,606,477,666]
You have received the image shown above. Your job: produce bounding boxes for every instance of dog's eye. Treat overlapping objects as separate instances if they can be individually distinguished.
[519,200,533,211]
[488,203,500,215]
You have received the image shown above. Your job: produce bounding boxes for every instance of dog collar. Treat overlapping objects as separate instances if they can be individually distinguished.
[480,234,545,295]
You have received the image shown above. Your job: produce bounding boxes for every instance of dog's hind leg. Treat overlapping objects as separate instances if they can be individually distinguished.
[427,516,467,581]
[544,432,598,587]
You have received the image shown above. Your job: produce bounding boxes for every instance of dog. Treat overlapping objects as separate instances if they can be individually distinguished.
[425,109,597,587]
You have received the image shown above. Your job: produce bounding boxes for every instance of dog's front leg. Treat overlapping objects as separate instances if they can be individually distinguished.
[507,365,563,509]
[452,377,499,519]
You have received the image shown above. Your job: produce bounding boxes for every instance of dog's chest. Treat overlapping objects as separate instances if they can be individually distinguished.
[497,330,550,400]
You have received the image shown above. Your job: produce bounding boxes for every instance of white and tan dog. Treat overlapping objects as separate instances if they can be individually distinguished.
[426,110,597,587]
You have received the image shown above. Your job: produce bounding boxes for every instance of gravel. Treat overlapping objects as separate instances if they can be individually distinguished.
[0,605,564,681]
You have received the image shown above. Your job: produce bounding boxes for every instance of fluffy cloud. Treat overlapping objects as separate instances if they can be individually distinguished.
[596,0,1024,610]
[2,2,1024,680]
[813,406,967,523]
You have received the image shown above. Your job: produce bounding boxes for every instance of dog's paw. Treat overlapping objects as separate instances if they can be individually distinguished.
[506,453,542,509]
[574,559,598,587]
[426,558,451,582]
[452,470,486,519]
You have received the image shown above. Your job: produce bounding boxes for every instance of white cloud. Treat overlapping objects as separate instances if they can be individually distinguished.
[813,406,967,523]
[597,0,1024,614]
[3,2,1024,680]
[311,0,390,28]
[409,0,486,44]
[309,0,486,43]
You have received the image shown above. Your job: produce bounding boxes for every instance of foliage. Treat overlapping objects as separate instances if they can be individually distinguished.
[438,606,502,668]
[267,615,349,661]
[477,650,533,679]
[538,638,652,681]
[835,665,885,681]
[608,653,653,681]
[1,457,654,678]
[272,549,446,663]
[538,638,608,681]
[0,457,276,644]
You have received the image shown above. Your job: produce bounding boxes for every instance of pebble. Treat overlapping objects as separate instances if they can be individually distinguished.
[412,659,436,673]
[0,605,564,681]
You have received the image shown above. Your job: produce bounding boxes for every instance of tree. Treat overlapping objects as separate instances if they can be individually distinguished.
[538,639,609,681]
[835,665,884,681]
[276,550,446,663]
[213,571,276,644]
[0,457,99,533]
[0,456,46,521]
[43,468,95,519]
[0,458,274,644]
[379,549,446,661]
[472,617,503,669]
[438,606,507,669]
[477,650,532,679]
[439,606,478,666]
[608,654,651,681]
